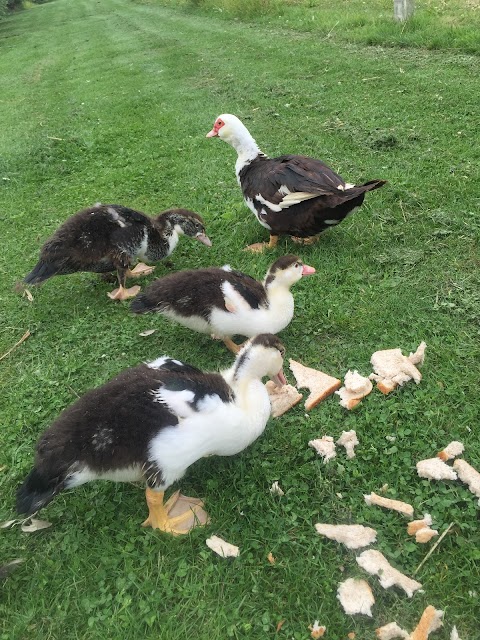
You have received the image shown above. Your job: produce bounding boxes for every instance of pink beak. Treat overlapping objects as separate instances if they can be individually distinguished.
[270,369,287,387]
[206,128,218,138]
[197,233,212,247]
[302,264,316,276]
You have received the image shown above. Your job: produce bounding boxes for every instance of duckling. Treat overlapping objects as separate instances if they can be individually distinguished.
[131,254,315,352]
[16,334,286,535]
[23,204,211,300]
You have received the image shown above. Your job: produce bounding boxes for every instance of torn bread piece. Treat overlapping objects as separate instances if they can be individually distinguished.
[309,436,336,463]
[450,626,461,640]
[369,341,426,394]
[453,458,480,504]
[336,370,373,409]
[410,605,443,640]
[289,359,341,410]
[314,523,377,549]
[356,549,422,597]
[407,514,438,543]
[375,622,409,639]
[206,535,240,558]
[337,430,359,459]
[269,481,285,497]
[337,578,375,617]
[308,621,326,639]
[437,441,464,462]
[416,458,457,481]
[364,492,414,518]
[265,380,303,417]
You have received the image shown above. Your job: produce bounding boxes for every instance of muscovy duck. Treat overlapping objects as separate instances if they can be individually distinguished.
[16,334,286,535]
[207,114,386,252]
[131,254,315,352]
[23,204,211,300]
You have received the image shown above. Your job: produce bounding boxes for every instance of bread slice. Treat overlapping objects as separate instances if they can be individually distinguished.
[265,381,303,417]
[289,360,341,411]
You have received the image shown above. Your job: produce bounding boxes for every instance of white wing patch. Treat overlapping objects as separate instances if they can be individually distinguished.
[278,191,319,209]
[147,355,172,369]
[221,265,232,272]
[195,393,225,413]
[221,280,254,312]
[152,387,196,418]
[255,193,282,213]
[107,206,126,227]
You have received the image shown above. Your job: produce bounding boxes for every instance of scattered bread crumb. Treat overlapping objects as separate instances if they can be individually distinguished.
[269,481,284,497]
[289,359,341,410]
[336,369,373,409]
[336,430,359,458]
[437,441,464,462]
[314,523,377,549]
[407,514,438,542]
[414,527,439,543]
[408,514,433,535]
[347,634,355,640]
[309,436,336,463]
[356,549,422,597]
[453,458,480,504]
[416,458,457,481]
[308,621,326,638]
[206,535,240,558]
[410,605,443,640]
[369,342,426,394]
[267,552,275,565]
[450,626,461,640]
[265,380,303,417]
[364,492,414,517]
[337,578,375,616]
[375,622,409,639]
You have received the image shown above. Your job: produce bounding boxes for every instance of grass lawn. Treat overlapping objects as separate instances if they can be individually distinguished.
[0,0,479,638]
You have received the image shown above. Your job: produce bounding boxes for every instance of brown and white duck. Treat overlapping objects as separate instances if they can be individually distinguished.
[23,204,211,300]
[16,334,286,535]
[207,114,386,252]
[131,254,315,352]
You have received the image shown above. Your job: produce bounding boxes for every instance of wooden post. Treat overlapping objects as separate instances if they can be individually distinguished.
[394,0,414,21]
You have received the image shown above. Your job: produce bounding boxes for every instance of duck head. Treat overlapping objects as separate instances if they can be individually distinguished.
[159,209,212,246]
[206,114,260,158]
[264,255,316,290]
[233,334,286,387]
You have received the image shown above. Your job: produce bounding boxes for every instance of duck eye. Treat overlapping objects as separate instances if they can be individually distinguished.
[294,262,300,268]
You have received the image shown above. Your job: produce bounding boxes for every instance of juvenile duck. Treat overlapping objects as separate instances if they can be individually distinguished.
[16,334,286,535]
[131,254,315,352]
[23,204,211,300]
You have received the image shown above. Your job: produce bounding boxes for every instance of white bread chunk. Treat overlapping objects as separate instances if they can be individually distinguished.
[450,626,461,640]
[336,430,359,458]
[375,622,409,639]
[289,359,341,410]
[437,441,464,462]
[453,458,480,503]
[414,527,439,543]
[269,481,285,497]
[337,578,375,616]
[336,370,373,409]
[206,535,240,558]
[364,492,414,517]
[265,381,303,417]
[369,342,426,394]
[314,523,377,549]
[356,549,422,597]
[309,436,336,463]
[416,458,458,481]
[407,514,438,542]
[410,605,444,640]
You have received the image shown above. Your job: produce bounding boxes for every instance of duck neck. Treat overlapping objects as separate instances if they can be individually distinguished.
[151,216,180,258]
[228,127,264,177]
[264,280,295,319]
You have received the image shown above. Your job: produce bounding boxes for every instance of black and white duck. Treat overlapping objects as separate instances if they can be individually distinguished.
[23,204,211,300]
[131,254,315,353]
[16,334,286,535]
[207,114,386,252]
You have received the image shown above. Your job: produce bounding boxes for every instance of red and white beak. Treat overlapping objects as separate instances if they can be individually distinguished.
[206,118,223,138]
[302,264,316,276]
